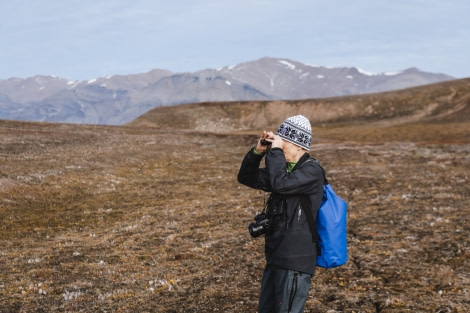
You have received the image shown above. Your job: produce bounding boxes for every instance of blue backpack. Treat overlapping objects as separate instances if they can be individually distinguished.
[301,160,348,268]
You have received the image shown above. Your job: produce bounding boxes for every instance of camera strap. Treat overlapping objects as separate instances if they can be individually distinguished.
[261,192,270,214]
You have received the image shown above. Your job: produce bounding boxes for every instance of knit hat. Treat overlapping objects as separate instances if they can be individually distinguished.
[276,115,312,150]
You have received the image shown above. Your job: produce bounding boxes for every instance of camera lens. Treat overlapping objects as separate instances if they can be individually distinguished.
[260,139,270,146]
[249,222,265,238]
[248,213,270,238]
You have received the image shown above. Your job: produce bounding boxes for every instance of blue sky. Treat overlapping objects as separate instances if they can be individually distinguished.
[1,0,469,80]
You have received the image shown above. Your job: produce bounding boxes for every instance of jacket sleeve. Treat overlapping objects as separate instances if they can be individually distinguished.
[237,148,272,192]
[265,148,323,195]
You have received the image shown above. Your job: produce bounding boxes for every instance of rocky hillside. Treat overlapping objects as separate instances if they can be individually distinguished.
[129,77,470,142]
[0,57,454,125]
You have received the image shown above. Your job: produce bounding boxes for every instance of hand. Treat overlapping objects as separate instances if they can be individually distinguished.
[270,135,284,150]
[255,131,275,153]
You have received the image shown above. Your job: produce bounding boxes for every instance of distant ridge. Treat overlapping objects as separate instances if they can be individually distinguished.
[0,57,455,125]
[128,78,470,135]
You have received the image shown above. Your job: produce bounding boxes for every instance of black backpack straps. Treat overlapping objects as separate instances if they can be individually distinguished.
[299,157,325,255]
[309,157,328,185]
[291,153,311,172]
[300,195,319,243]
[301,195,321,256]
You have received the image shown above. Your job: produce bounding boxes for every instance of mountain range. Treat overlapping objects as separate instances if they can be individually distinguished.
[0,57,455,125]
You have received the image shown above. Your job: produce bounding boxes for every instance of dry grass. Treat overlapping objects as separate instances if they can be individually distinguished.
[1,115,469,312]
[128,78,470,133]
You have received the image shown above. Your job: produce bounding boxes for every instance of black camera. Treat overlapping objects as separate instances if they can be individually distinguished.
[260,139,271,146]
[248,213,271,238]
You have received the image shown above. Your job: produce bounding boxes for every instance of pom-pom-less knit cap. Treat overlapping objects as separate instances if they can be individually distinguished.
[276,115,312,150]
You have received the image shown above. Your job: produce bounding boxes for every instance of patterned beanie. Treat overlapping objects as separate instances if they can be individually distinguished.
[276,115,312,150]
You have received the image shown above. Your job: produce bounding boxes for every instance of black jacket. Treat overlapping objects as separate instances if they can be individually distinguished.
[237,147,324,275]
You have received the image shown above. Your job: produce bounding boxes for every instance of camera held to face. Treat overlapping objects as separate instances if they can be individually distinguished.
[248,213,271,238]
[260,139,271,146]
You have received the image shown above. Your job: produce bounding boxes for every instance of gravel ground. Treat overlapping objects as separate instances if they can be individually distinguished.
[0,120,469,312]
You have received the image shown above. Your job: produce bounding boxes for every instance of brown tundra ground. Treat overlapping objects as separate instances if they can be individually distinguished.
[0,119,469,312]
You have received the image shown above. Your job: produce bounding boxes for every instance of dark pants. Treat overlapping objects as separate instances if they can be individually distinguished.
[258,264,312,313]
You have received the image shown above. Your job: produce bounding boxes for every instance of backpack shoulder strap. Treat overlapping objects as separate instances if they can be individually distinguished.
[307,157,328,185]
[300,157,326,247]
[300,195,319,243]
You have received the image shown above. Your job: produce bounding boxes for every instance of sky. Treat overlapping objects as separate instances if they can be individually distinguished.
[1,0,469,81]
